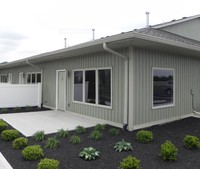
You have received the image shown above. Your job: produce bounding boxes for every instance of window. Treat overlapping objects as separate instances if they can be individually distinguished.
[73,68,112,108]
[153,68,174,108]
[0,74,8,83]
[26,72,42,84]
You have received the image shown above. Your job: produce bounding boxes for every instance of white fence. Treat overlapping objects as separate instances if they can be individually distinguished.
[0,83,42,108]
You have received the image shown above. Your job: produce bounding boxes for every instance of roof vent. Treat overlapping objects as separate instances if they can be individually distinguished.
[145,11,150,27]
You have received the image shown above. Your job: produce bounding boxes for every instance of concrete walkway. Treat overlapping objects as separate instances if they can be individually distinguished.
[0,153,13,169]
[0,110,104,137]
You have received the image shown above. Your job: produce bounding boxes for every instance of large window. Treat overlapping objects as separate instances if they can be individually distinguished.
[0,74,8,83]
[73,68,112,108]
[153,68,174,108]
[26,72,42,84]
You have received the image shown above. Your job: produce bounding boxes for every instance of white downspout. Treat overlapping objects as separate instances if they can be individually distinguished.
[103,43,129,130]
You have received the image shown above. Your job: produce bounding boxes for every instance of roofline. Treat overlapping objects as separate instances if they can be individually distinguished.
[152,14,200,28]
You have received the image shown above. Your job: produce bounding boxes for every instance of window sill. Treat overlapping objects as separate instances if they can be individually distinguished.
[152,104,175,110]
[72,101,112,110]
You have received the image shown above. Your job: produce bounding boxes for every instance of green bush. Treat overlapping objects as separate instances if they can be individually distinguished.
[25,106,33,111]
[136,130,153,143]
[75,125,86,134]
[183,135,200,149]
[2,129,19,141]
[0,119,8,132]
[120,155,141,169]
[22,145,44,161]
[114,139,133,152]
[33,131,45,142]
[45,137,60,149]
[70,135,81,144]
[94,124,106,131]
[13,137,28,149]
[89,130,103,140]
[57,129,69,138]
[14,107,21,112]
[160,140,178,161]
[79,147,100,160]
[1,108,8,113]
[109,128,120,136]
[38,158,60,169]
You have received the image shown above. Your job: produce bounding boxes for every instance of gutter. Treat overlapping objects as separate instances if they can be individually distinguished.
[103,43,129,131]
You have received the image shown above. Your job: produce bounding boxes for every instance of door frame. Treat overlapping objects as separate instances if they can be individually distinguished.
[56,69,67,111]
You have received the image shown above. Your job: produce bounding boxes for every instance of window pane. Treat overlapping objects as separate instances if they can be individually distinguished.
[98,69,111,106]
[85,70,96,104]
[32,74,36,83]
[74,71,83,102]
[27,74,31,84]
[153,69,174,107]
[37,73,41,83]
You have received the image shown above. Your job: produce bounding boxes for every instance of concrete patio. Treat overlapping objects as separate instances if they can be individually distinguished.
[0,110,104,137]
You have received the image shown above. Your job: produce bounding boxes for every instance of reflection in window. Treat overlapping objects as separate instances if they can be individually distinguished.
[85,70,96,104]
[98,69,111,106]
[153,68,174,107]
[74,71,83,102]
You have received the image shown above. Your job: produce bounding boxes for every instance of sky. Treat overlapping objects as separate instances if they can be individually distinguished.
[0,0,200,63]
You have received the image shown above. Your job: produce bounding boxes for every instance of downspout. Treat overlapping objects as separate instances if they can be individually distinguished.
[103,43,129,130]
[26,60,44,107]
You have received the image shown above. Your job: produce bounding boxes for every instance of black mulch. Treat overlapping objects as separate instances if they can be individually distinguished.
[0,117,200,169]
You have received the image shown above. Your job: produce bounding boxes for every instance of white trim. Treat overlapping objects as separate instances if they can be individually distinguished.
[72,67,112,109]
[152,67,175,109]
[43,104,55,110]
[56,69,67,111]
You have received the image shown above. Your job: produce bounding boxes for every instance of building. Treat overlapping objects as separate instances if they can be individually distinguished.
[1,14,200,130]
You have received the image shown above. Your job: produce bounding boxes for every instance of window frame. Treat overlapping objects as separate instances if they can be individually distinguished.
[152,67,175,109]
[0,74,8,83]
[72,67,112,109]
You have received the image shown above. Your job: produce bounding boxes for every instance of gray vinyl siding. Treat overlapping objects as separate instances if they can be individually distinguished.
[131,47,200,126]
[160,18,200,41]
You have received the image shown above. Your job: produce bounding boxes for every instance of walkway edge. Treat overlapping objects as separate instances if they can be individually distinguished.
[0,153,13,169]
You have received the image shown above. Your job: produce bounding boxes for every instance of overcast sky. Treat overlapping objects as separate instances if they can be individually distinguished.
[0,0,200,63]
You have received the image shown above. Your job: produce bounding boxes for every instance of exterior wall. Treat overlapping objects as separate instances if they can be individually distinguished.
[130,47,200,129]
[160,18,200,41]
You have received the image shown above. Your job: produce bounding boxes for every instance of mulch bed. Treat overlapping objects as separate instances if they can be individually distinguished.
[0,117,200,169]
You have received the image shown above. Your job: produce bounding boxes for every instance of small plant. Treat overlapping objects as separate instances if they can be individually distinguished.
[45,137,60,149]
[114,139,133,152]
[183,135,200,149]
[0,119,8,131]
[14,107,21,112]
[38,158,60,169]
[75,125,86,134]
[79,147,100,160]
[1,108,8,113]
[120,155,141,169]
[70,135,81,144]
[25,106,33,111]
[109,128,120,136]
[33,131,45,142]
[89,130,103,140]
[94,124,106,131]
[22,145,44,161]
[160,140,178,161]
[136,130,153,143]
[2,129,19,141]
[57,128,69,138]
[13,137,28,149]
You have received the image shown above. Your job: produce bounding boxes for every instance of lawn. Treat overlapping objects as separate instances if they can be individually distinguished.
[0,115,200,169]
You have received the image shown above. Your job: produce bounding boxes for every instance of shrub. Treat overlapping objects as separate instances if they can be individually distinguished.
[160,140,178,161]
[14,107,21,112]
[136,130,153,143]
[75,125,86,134]
[183,135,200,149]
[45,137,60,149]
[94,124,106,131]
[25,106,33,111]
[38,158,60,169]
[0,119,8,132]
[57,129,69,138]
[79,147,100,160]
[70,135,81,144]
[120,155,141,169]
[22,145,44,160]
[33,131,45,142]
[114,139,133,152]
[89,130,103,140]
[109,128,120,136]
[13,137,28,149]
[2,129,19,141]
[1,108,8,113]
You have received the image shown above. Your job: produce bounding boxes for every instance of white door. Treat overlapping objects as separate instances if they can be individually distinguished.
[57,71,66,111]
